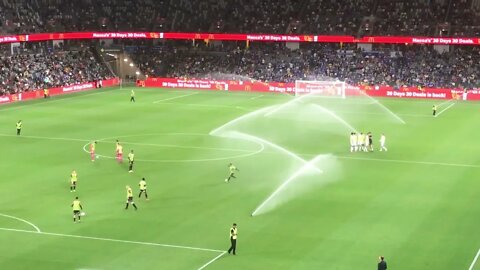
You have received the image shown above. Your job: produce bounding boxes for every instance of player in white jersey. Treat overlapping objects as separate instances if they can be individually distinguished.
[359,133,366,152]
[356,132,361,152]
[379,133,388,151]
[350,132,356,152]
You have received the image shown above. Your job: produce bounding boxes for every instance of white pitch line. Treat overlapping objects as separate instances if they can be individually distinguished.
[197,251,227,270]
[0,227,224,253]
[437,99,453,107]
[0,214,41,232]
[0,133,88,142]
[435,102,455,118]
[152,101,249,111]
[335,155,480,168]
[153,92,199,103]
[0,133,254,153]
[250,95,264,100]
[469,248,480,270]
[0,87,118,112]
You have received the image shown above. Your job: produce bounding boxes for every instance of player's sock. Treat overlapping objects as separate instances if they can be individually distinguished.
[145,192,148,199]
[133,203,137,210]
[138,192,141,198]
[125,203,129,209]
[73,217,76,222]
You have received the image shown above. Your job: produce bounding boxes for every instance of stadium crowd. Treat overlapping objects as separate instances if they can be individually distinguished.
[0,48,112,95]
[1,0,479,37]
[0,0,479,95]
[132,43,480,89]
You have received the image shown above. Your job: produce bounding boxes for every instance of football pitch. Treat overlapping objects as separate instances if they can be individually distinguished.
[0,86,479,270]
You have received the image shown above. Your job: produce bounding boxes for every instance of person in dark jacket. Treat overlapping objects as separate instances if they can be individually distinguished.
[378,256,387,270]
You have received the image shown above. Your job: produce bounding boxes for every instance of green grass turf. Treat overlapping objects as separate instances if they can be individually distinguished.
[0,86,479,270]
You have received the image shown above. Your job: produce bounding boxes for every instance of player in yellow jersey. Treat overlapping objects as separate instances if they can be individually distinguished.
[138,177,148,200]
[128,150,135,173]
[130,89,135,102]
[125,185,138,210]
[225,163,239,182]
[90,141,97,162]
[16,120,22,136]
[72,196,83,223]
[70,170,78,192]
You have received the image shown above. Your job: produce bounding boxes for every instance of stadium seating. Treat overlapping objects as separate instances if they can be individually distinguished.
[0,0,478,36]
[130,43,480,89]
[0,48,112,95]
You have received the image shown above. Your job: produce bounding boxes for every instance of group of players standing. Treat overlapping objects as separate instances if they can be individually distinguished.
[70,139,148,223]
[349,132,387,152]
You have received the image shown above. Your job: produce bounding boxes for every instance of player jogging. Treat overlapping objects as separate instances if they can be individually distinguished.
[225,163,239,182]
[16,120,22,135]
[90,141,97,162]
[138,177,148,200]
[70,170,78,192]
[128,150,135,173]
[125,185,138,210]
[72,196,83,223]
[130,90,135,102]
[379,133,388,151]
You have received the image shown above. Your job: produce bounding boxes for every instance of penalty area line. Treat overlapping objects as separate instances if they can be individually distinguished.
[197,251,227,270]
[153,92,199,103]
[0,227,224,253]
[435,102,455,118]
[335,155,480,168]
[250,95,264,100]
[469,248,480,270]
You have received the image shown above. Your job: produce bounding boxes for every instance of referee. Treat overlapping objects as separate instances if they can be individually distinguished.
[378,256,387,270]
[227,223,238,255]
[128,150,135,173]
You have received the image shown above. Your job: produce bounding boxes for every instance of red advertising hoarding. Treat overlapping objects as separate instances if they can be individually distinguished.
[142,77,480,101]
[0,31,478,45]
[0,78,120,105]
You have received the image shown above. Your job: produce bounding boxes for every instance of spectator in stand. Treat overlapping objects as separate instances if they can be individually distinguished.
[0,0,478,37]
[130,42,480,90]
[0,48,112,95]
